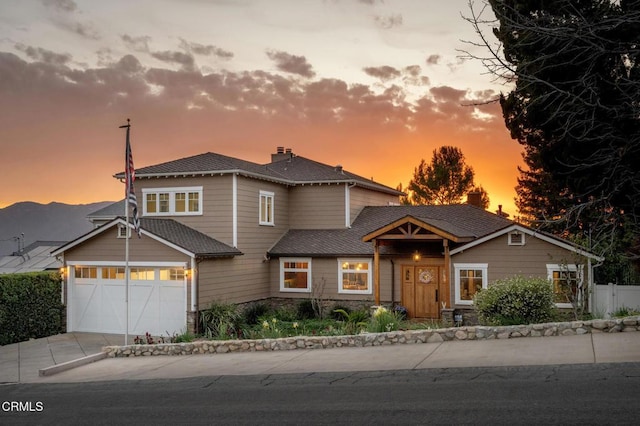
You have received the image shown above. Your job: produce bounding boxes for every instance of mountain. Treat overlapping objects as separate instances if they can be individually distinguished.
[0,201,115,256]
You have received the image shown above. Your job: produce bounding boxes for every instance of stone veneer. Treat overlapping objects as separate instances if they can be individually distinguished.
[104,316,640,358]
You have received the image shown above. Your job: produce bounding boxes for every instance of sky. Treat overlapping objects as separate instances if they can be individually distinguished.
[0,0,523,215]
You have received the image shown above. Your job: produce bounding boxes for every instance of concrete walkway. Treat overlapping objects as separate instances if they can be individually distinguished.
[2,331,638,384]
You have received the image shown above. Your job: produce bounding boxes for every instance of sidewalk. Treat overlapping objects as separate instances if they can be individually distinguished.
[6,331,639,384]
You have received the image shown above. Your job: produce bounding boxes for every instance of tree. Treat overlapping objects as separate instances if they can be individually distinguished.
[462,0,640,263]
[406,146,477,205]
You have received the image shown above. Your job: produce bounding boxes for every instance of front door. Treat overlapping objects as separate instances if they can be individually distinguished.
[402,265,440,319]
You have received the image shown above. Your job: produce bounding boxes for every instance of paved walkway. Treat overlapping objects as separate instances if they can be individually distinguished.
[1,331,639,384]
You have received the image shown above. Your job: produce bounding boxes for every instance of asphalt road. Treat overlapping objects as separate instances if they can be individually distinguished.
[2,363,640,425]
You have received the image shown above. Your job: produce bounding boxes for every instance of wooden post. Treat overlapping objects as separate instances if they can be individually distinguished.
[442,239,450,310]
[374,239,380,305]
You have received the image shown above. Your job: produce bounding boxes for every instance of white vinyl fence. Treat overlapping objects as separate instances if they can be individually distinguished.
[592,283,640,318]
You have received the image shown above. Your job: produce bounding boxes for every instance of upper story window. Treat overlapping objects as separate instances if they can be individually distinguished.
[142,187,203,216]
[259,190,274,226]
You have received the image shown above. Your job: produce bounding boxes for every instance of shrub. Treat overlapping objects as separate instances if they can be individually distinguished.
[297,299,317,320]
[200,301,244,339]
[368,306,403,333]
[333,308,369,334]
[329,304,352,320]
[474,275,556,326]
[242,302,271,325]
[0,272,64,345]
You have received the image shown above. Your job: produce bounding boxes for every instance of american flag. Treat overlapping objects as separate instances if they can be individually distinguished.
[124,122,141,237]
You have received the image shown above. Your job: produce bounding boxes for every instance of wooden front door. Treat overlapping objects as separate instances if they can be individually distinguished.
[402,265,440,319]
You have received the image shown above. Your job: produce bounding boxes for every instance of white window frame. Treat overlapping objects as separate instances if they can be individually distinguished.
[338,258,372,295]
[117,224,130,239]
[454,263,488,305]
[279,258,312,293]
[142,186,203,216]
[546,264,583,308]
[259,190,275,226]
[508,231,525,246]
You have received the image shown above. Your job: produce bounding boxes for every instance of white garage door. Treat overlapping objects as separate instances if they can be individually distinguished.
[70,265,187,337]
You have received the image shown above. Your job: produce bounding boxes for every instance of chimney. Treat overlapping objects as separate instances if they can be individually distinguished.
[466,191,482,208]
[271,146,294,163]
[335,164,343,174]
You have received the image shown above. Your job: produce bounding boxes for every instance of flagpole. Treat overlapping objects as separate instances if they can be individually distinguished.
[120,119,131,346]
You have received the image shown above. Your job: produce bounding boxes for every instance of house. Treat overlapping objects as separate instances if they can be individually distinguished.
[0,241,65,274]
[52,147,603,336]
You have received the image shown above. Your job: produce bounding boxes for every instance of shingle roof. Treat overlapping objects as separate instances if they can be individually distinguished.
[114,151,402,195]
[140,218,242,258]
[87,200,125,219]
[268,204,514,257]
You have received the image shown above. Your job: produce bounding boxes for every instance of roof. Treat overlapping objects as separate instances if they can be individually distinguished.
[114,151,402,196]
[0,241,65,274]
[52,218,242,259]
[268,204,514,257]
[87,200,125,221]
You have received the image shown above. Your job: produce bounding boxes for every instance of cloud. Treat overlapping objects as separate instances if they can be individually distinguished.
[122,35,152,53]
[14,44,71,66]
[179,39,234,59]
[363,65,400,81]
[150,50,196,71]
[266,50,315,78]
[426,54,440,65]
[41,0,77,13]
[374,14,403,29]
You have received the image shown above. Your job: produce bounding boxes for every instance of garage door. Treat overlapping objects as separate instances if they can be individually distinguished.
[70,265,186,336]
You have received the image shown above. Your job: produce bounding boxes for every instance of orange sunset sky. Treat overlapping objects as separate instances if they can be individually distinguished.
[0,0,523,215]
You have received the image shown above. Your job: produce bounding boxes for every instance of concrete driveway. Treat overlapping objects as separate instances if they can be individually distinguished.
[0,332,124,383]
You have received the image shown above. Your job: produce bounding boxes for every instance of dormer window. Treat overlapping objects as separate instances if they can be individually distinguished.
[508,230,525,246]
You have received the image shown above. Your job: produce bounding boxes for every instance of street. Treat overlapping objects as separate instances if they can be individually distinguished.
[2,362,640,425]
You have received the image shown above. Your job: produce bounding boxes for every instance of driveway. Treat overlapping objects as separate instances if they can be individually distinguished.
[0,332,124,383]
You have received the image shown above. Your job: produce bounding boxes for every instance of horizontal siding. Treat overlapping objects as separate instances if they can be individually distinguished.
[451,233,592,285]
[349,186,399,224]
[197,257,270,308]
[64,227,190,263]
[289,185,346,229]
[136,175,234,245]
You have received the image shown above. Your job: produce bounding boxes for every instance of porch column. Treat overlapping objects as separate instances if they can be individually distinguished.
[442,239,451,308]
[373,239,380,305]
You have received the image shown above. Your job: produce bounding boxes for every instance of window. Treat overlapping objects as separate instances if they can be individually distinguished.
[143,187,202,216]
[102,267,125,280]
[454,263,488,305]
[259,190,274,225]
[280,258,311,292]
[130,268,155,280]
[547,264,582,307]
[159,268,185,281]
[508,231,525,246]
[338,259,372,294]
[74,267,97,279]
[117,224,130,238]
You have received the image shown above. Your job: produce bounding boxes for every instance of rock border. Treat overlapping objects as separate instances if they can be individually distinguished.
[104,316,640,358]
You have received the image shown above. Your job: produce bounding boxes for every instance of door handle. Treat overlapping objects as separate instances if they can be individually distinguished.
[435,289,438,302]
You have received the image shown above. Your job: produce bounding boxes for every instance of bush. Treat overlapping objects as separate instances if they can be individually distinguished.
[297,299,317,320]
[0,272,64,345]
[368,306,403,333]
[329,304,352,320]
[242,302,271,325]
[200,301,244,339]
[474,275,556,326]
[333,308,369,334]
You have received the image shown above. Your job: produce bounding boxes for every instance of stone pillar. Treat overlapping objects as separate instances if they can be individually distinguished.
[441,308,454,327]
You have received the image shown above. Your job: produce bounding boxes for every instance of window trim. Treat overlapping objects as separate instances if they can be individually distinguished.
[279,257,312,293]
[508,231,525,246]
[454,263,488,305]
[259,190,275,226]
[546,264,583,308]
[142,186,203,216]
[338,258,373,295]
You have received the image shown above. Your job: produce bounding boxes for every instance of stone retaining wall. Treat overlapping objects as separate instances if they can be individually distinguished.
[104,316,640,358]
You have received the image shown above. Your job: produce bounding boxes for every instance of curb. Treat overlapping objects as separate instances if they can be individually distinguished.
[39,352,108,377]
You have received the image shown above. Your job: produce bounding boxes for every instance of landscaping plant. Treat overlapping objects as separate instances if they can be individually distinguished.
[200,301,244,339]
[473,275,556,326]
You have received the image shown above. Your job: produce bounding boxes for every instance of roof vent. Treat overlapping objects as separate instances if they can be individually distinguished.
[508,231,525,246]
[277,146,284,154]
[335,164,343,173]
